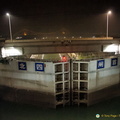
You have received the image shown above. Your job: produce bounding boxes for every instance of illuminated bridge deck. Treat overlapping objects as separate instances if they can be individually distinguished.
[2,37,120,54]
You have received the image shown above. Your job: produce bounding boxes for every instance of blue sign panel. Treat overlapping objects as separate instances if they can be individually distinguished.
[35,63,44,71]
[97,60,105,69]
[18,62,27,70]
[111,58,118,66]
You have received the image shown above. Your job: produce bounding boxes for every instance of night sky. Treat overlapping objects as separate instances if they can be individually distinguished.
[0,0,120,38]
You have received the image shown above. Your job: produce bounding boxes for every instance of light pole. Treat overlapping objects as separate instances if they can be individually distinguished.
[106,11,112,38]
[6,13,12,41]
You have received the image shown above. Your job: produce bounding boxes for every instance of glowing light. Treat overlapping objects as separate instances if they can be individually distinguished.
[6,13,10,16]
[107,11,112,14]
[24,32,27,36]
[103,44,118,54]
[61,55,67,62]
[2,47,22,57]
[62,31,65,34]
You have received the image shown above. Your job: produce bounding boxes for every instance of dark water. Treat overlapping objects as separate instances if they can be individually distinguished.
[0,96,120,120]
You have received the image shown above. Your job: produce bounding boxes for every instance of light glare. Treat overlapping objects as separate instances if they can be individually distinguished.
[2,47,22,57]
[103,44,118,54]
[108,11,112,14]
[6,13,10,16]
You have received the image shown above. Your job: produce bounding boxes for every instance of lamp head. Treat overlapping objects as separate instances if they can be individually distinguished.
[107,11,112,14]
[6,13,10,16]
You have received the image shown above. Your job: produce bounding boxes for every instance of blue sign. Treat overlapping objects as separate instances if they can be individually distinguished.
[18,62,27,70]
[35,63,44,71]
[111,58,118,66]
[97,60,105,69]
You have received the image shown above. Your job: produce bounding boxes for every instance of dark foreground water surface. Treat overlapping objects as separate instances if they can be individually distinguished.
[0,96,120,120]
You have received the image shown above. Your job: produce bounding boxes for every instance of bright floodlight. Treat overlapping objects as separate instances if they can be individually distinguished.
[108,11,112,14]
[6,13,10,16]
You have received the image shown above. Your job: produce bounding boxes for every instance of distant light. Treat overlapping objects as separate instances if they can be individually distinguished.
[56,37,59,39]
[96,114,100,118]
[24,32,27,36]
[62,32,65,34]
[72,36,74,38]
[6,13,10,16]
[108,11,112,14]
[64,37,66,39]
[61,55,67,62]
[16,37,22,40]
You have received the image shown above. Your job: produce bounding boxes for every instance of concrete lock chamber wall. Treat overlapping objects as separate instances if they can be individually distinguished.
[0,54,120,108]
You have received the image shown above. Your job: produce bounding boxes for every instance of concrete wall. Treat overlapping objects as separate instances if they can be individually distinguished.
[88,57,120,105]
[89,58,120,92]
[72,56,120,106]
[0,57,120,108]
[0,61,55,93]
[0,60,70,108]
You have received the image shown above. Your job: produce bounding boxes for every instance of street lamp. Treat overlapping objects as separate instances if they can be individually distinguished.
[106,11,112,38]
[6,13,12,41]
